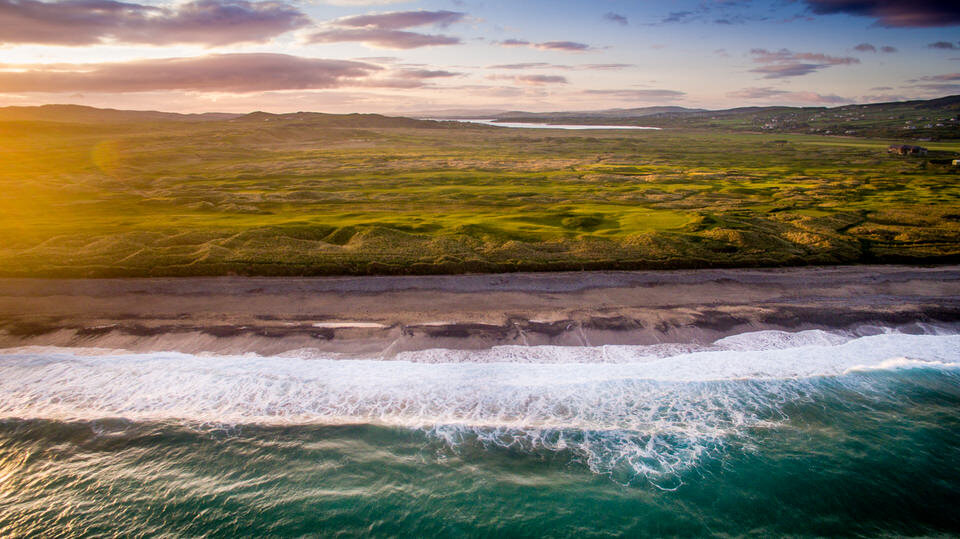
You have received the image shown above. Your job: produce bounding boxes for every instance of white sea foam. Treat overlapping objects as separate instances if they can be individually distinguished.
[1,330,958,478]
[713,329,854,350]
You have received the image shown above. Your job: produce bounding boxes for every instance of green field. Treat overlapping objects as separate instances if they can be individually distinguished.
[1,116,959,276]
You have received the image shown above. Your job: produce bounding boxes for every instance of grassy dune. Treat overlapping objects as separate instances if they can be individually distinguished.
[1,117,958,276]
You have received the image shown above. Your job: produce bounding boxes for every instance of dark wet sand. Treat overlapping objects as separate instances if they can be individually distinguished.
[1,265,958,356]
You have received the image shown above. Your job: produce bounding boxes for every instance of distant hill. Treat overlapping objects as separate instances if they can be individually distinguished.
[420,106,706,120]
[0,105,477,130]
[0,104,239,124]
[407,108,513,119]
[486,95,960,140]
[487,96,960,123]
[495,106,707,120]
[234,111,464,129]
[3,96,958,139]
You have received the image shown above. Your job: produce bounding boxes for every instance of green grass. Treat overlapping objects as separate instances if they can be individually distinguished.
[0,120,958,277]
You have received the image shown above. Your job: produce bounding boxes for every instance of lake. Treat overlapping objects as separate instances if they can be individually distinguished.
[441,118,662,130]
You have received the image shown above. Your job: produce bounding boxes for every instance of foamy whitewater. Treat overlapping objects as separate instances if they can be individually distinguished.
[2,329,959,475]
[2,327,959,535]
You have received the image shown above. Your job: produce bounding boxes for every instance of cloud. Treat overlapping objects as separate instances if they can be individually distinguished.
[803,0,960,27]
[0,0,309,46]
[604,12,628,25]
[395,69,461,79]
[441,84,536,98]
[751,64,824,78]
[856,42,897,53]
[581,63,634,70]
[581,89,686,101]
[488,62,557,70]
[749,48,860,78]
[308,9,465,49]
[495,39,592,52]
[726,87,787,99]
[316,0,407,4]
[487,74,568,85]
[535,41,591,52]
[751,49,859,65]
[928,41,959,49]
[515,74,568,85]
[917,72,960,81]
[783,91,851,104]
[354,56,400,64]
[486,63,632,71]
[648,1,767,26]
[727,86,850,103]
[912,82,960,93]
[308,28,459,48]
[333,9,465,29]
[662,10,694,23]
[0,53,385,93]
[860,92,909,102]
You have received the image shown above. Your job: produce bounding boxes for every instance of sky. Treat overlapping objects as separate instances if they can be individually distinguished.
[0,0,958,114]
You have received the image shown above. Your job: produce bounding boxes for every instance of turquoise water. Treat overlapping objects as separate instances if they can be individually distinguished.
[1,329,959,536]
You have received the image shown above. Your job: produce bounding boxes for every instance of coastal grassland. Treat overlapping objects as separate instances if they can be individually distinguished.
[0,119,958,276]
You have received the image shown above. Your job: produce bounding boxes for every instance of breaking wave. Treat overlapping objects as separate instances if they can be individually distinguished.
[1,328,958,479]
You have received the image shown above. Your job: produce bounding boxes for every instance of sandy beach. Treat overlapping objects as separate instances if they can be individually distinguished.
[1,265,958,357]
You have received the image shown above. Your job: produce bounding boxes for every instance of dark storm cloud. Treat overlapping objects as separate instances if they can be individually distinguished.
[928,41,958,49]
[0,0,309,46]
[0,54,382,93]
[803,0,960,27]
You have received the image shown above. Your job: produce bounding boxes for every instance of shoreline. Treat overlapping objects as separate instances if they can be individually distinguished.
[2,264,958,357]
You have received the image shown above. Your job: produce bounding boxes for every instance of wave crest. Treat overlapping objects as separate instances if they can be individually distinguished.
[1,330,958,479]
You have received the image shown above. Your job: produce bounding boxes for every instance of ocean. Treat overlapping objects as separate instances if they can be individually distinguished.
[1,327,959,536]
